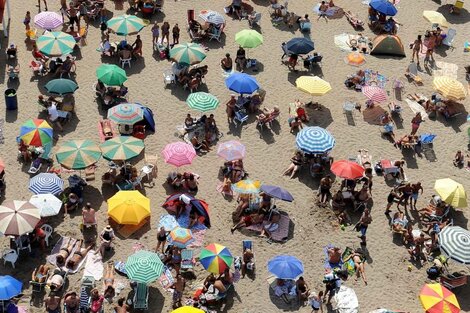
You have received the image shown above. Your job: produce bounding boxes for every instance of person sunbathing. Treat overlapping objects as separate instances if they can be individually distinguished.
[260,211,281,238]
[283,151,303,179]
[191,132,211,152]
[344,250,367,285]
[289,117,303,133]
[327,247,342,264]
[66,240,94,269]
[274,279,294,304]
[293,100,309,122]
[32,265,50,283]
[64,291,80,313]
[103,262,116,301]
[419,205,445,219]
[46,268,65,291]
[391,211,408,233]
[231,212,265,233]
[56,238,78,266]
[230,159,245,182]
[234,194,251,221]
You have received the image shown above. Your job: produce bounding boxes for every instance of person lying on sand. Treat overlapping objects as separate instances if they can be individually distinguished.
[327,247,342,264]
[343,250,367,285]
[66,240,94,270]
[56,238,78,266]
[231,212,266,233]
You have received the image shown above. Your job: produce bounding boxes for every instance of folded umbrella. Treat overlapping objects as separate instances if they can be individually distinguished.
[296,126,336,154]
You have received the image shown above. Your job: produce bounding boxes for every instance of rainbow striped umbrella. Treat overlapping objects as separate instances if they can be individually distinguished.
[56,140,102,169]
[169,227,194,248]
[107,103,144,125]
[199,243,233,274]
[0,200,41,236]
[19,119,53,147]
[37,31,75,56]
[231,179,261,194]
[170,43,206,66]
[107,14,146,36]
[162,142,197,167]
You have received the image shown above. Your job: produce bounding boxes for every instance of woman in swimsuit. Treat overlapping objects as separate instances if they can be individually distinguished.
[66,240,94,269]
[103,262,115,300]
[283,151,303,179]
[185,174,198,193]
[32,265,50,283]
[155,227,168,253]
[344,250,367,285]
[412,35,424,65]
[99,225,115,256]
[56,238,77,266]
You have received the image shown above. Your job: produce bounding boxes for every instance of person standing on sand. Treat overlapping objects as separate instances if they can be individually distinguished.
[357,208,372,246]
[38,0,48,11]
[411,35,424,65]
[151,22,160,47]
[24,11,31,31]
[172,23,180,45]
[410,182,423,210]
[44,292,61,313]
[171,273,185,308]
[161,21,170,45]
[410,112,423,135]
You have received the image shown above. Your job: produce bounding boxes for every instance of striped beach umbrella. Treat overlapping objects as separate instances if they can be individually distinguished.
[199,243,233,274]
[216,140,246,161]
[29,194,63,217]
[34,11,63,30]
[126,250,164,284]
[296,126,335,154]
[100,136,144,161]
[231,179,261,194]
[235,29,263,49]
[37,31,76,56]
[19,119,53,147]
[56,140,102,170]
[186,92,219,112]
[107,14,146,36]
[169,227,194,248]
[108,191,151,225]
[296,76,332,96]
[29,173,64,195]
[438,226,470,264]
[96,64,127,86]
[419,283,460,313]
[44,79,78,96]
[170,43,206,66]
[362,85,387,103]
[434,178,467,208]
[0,200,41,236]
[162,142,197,167]
[107,103,144,125]
[199,10,225,26]
[433,76,467,101]
[344,52,366,67]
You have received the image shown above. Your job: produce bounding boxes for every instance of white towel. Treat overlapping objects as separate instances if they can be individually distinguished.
[83,251,104,280]
[405,99,428,120]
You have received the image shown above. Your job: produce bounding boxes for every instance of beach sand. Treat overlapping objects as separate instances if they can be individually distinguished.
[1,0,470,312]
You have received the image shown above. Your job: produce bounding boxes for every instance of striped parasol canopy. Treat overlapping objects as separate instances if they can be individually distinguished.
[0,200,41,236]
[126,250,164,284]
[231,179,261,194]
[295,76,332,96]
[19,119,53,147]
[29,173,64,195]
[186,92,219,112]
[169,227,194,248]
[419,283,460,313]
[37,31,76,56]
[296,126,336,154]
[34,11,63,30]
[433,76,467,101]
[107,103,144,125]
[362,85,387,102]
[199,10,225,25]
[29,194,63,217]
[162,142,197,167]
[216,140,246,161]
[199,243,233,274]
[235,29,263,49]
[100,136,144,161]
[438,226,470,264]
[56,140,102,170]
[107,14,146,36]
[169,43,206,66]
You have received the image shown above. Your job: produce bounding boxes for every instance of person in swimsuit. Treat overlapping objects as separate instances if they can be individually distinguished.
[296,276,310,302]
[185,174,199,193]
[343,250,367,285]
[319,175,333,204]
[397,183,412,211]
[221,53,233,71]
[24,11,31,31]
[170,247,182,275]
[66,240,94,269]
[46,269,65,291]
[161,21,170,45]
[99,225,115,256]
[151,22,160,46]
[90,289,104,313]
[103,262,115,300]
[357,209,372,245]
[155,227,168,253]
[44,292,60,313]
[412,35,424,65]
[385,187,399,214]
[56,238,78,266]
[234,194,251,221]
[191,132,211,151]
[32,265,50,283]
[235,46,247,72]
[171,274,185,308]
[410,112,423,135]
[64,292,79,313]
[283,151,303,179]
[410,182,423,210]
[82,203,97,229]
[231,212,265,233]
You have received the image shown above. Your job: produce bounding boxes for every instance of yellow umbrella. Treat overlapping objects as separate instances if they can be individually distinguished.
[434,178,467,208]
[423,11,449,28]
[172,307,205,313]
[295,76,332,96]
[107,190,151,225]
[419,283,460,313]
[344,52,366,67]
[433,76,467,101]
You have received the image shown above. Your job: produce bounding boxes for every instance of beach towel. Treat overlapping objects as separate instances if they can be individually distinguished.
[83,250,104,280]
[404,99,428,120]
[341,247,356,276]
[364,70,387,88]
[246,213,291,242]
[362,106,387,124]
[0,119,4,144]
[323,244,344,271]
[159,267,175,291]
[433,61,458,79]
[46,237,89,273]
[334,33,353,51]
[187,229,206,248]
[158,214,178,232]
[313,4,344,18]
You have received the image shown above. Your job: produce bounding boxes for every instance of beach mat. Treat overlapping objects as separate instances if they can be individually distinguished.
[117,219,148,238]
[187,229,206,248]
[46,237,88,273]
[83,250,104,280]
[363,106,387,124]
[433,61,458,79]
[159,267,175,291]
[246,213,291,242]
[404,99,428,120]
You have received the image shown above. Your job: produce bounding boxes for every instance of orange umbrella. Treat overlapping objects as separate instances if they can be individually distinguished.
[344,52,366,67]
[419,283,460,313]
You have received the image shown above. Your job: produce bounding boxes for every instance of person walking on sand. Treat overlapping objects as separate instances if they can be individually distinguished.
[161,21,170,45]
[357,209,372,246]
[171,273,185,308]
[172,23,180,45]
[318,1,328,22]
[411,35,424,65]
[24,11,31,31]
[151,23,160,47]
[410,112,423,135]
[38,0,48,11]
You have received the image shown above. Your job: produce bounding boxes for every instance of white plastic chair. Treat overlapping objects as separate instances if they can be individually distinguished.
[141,164,155,182]
[442,28,456,48]
[41,224,53,247]
[163,70,176,86]
[15,236,31,254]
[2,249,18,268]
[120,57,132,68]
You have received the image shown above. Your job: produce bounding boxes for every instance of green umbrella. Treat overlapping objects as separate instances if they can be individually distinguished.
[96,64,127,86]
[186,92,220,112]
[56,139,102,169]
[126,250,164,284]
[100,136,144,161]
[235,29,263,49]
[37,31,76,56]
[44,79,78,96]
[169,43,206,66]
[107,14,146,36]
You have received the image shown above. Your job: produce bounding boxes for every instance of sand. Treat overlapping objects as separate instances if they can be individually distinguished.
[1,0,470,312]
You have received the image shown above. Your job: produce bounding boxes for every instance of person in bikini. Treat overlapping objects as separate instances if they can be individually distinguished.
[66,240,94,270]
[343,250,367,285]
[155,227,168,253]
[103,262,116,301]
[56,238,79,266]
[32,265,50,283]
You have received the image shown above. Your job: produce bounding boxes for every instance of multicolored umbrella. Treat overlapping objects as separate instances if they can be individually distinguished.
[107,14,146,36]
[169,227,194,248]
[225,73,259,94]
[199,10,225,26]
[362,85,387,102]
[172,307,205,313]
[216,140,246,161]
[235,29,263,49]
[44,78,78,96]
[29,194,63,217]
[423,10,449,27]
[296,126,336,154]
[434,178,467,208]
[0,276,22,301]
[34,11,63,30]
[126,250,164,284]
[231,179,261,194]
[267,255,304,279]
[108,190,151,225]
[296,76,332,96]
[100,136,144,161]
[96,64,127,86]
[19,119,53,147]
[186,92,219,112]
[433,76,467,101]
[260,185,294,202]
[29,173,64,195]
[169,43,206,66]
[37,31,76,56]
[344,52,366,67]
[199,243,233,274]
[285,37,315,55]
[162,142,197,167]
[438,226,470,264]
[419,283,460,313]
[0,200,41,236]
[56,139,102,170]
[107,103,144,125]
[331,160,365,179]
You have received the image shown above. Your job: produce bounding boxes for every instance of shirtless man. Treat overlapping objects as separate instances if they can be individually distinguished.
[242,248,254,278]
[318,1,328,21]
[56,238,78,266]
[410,182,423,210]
[171,274,185,308]
[66,240,94,269]
[64,292,79,313]
[221,53,233,72]
[397,183,412,211]
[114,298,129,313]
[46,269,65,291]
[44,292,61,313]
[327,247,342,264]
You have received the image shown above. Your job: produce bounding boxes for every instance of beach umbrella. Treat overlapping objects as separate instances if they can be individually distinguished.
[100,136,144,161]
[433,76,467,101]
[296,126,336,154]
[107,103,144,125]
[19,119,53,147]
[172,307,205,313]
[37,31,75,56]
[0,200,41,236]
[216,140,246,161]
[285,37,315,55]
[44,79,78,96]
[162,142,197,167]
[369,0,397,16]
[56,139,102,170]
[34,11,63,30]
[362,85,387,102]
[438,226,470,264]
[0,158,4,173]
[267,255,304,279]
[199,10,225,26]
[107,14,146,36]
[169,43,206,66]
[225,73,260,94]
[161,193,212,228]
[169,227,194,248]
[434,178,467,208]
[29,173,64,195]
[334,286,359,313]
[235,29,263,48]
[158,214,179,232]
[29,194,63,217]
[331,160,365,179]
[260,185,294,202]
[296,76,332,96]
[199,243,233,274]
[186,92,219,112]
[423,11,449,28]
[96,64,127,86]
[344,52,366,67]
[232,179,261,194]
[126,250,164,284]
[419,283,460,313]
[108,190,151,225]
[0,276,22,301]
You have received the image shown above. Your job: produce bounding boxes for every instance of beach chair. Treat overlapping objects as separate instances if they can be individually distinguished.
[28,158,43,175]
[404,62,422,85]
[234,109,248,126]
[450,0,464,13]
[343,102,356,122]
[209,26,223,42]
[242,240,255,274]
[40,224,53,247]
[2,249,18,268]
[163,69,176,87]
[30,269,50,306]
[120,56,132,68]
[440,273,468,290]
[442,28,456,49]
[30,60,46,77]
[419,134,436,151]
[181,249,194,271]
[79,276,96,313]
[133,283,149,310]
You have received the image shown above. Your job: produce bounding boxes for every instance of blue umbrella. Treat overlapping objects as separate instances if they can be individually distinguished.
[296,126,335,154]
[29,173,64,195]
[136,103,156,132]
[285,38,315,55]
[0,276,22,300]
[260,185,294,202]
[267,255,304,279]
[369,0,397,16]
[225,73,259,94]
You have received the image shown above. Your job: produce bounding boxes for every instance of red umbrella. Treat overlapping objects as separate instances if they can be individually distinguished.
[331,160,364,179]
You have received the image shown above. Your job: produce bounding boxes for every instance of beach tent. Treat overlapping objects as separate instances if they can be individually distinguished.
[370,35,406,57]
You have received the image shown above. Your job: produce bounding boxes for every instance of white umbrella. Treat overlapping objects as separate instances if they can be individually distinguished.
[334,286,359,313]
[30,194,63,217]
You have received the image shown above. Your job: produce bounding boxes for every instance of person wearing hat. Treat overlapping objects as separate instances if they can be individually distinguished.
[99,225,115,256]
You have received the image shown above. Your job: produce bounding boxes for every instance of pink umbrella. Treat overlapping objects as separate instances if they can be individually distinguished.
[34,12,63,30]
[162,142,197,167]
[216,140,246,161]
[362,85,387,103]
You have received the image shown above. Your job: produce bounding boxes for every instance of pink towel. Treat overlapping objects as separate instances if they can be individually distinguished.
[188,230,206,248]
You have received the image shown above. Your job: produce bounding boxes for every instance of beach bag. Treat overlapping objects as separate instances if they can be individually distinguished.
[426,266,440,280]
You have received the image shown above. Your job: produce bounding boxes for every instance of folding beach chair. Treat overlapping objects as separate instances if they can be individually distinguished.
[380,159,399,180]
[133,283,149,310]
[181,249,194,271]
